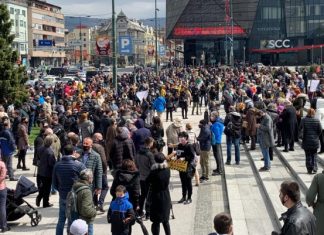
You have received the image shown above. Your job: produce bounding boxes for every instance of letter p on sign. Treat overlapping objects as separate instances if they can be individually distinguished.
[121,38,130,49]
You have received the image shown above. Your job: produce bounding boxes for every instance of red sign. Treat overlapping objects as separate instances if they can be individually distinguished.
[96,36,111,56]
[173,26,245,37]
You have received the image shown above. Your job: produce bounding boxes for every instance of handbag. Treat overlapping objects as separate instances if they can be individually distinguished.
[242,120,248,128]
[193,142,201,156]
[187,162,196,178]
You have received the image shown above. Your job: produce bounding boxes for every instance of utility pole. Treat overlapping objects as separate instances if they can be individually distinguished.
[155,0,158,75]
[79,17,83,69]
[229,0,234,67]
[112,0,117,91]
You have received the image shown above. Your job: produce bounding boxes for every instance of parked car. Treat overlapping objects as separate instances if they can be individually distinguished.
[40,75,60,88]
[49,67,68,77]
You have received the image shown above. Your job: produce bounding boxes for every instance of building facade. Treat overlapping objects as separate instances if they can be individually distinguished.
[27,0,65,67]
[2,0,29,66]
[65,25,92,66]
[166,0,324,66]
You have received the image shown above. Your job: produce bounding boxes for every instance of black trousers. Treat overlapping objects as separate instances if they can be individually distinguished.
[17,148,27,168]
[212,144,223,172]
[181,107,188,119]
[250,136,256,150]
[152,221,171,235]
[305,149,318,172]
[283,132,294,150]
[36,175,52,206]
[166,108,173,121]
[320,130,324,152]
[179,172,192,199]
[139,179,150,215]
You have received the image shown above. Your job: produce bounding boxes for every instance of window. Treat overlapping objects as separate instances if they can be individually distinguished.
[15,20,18,26]
[22,10,26,16]
[20,44,25,51]
[321,5,324,15]
[310,5,315,15]
[24,22,26,28]
[11,19,14,26]
[10,8,14,14]
[84,44,86,47]
[15,9,20,15]
[20,20,23,27]
[83,38,86,41]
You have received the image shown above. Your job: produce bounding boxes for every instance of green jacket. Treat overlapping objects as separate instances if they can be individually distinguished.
[306,171,324,235]
[72,180,97,224]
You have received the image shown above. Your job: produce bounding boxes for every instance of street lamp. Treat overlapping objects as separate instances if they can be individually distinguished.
[243,45,246,65]
[112,0,117,92]
[155,0,159,75]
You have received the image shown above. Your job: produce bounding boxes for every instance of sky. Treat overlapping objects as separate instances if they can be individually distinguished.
[53,0,166,19]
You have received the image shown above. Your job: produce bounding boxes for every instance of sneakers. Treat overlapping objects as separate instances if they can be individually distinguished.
[178,197,186,203]
[200,177,209,182]
[96,205,105,213]
[184,199,192,205]
[225,161,231,165]
[212,171,222,176]
[259,166,270,172]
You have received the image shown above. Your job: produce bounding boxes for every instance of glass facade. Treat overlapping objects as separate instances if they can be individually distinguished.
[167,0,324,65]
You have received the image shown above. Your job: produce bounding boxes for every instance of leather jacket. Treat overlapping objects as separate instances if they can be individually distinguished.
[279,201,316,235]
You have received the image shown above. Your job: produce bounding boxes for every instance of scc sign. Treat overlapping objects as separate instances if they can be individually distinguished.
[265,39,291,49]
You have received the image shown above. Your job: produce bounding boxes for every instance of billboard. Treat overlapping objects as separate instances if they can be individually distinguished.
[119,36,133,55]
[159,45,166,56]
[147,45,155,56]
[96,36,111,56]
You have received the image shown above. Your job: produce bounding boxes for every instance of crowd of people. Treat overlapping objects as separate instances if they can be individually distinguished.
[0,64,323,235]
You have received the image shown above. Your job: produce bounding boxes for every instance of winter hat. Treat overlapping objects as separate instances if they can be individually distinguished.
[70,219,88,235]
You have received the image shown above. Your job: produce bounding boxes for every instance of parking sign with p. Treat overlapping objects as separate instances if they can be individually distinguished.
[119,36,132,55]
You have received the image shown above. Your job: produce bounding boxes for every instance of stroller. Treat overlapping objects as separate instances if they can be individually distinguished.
[6,175,42,227]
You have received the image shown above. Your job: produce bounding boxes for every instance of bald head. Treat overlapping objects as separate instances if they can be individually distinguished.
[93,133,103,142]
[44,128,53,136]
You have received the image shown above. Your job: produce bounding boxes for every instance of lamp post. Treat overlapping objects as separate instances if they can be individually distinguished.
[112,0,117,91]
[79,17,83,69]
[243,45,246,65]
[321,45,323,65]
[155,0,159,75]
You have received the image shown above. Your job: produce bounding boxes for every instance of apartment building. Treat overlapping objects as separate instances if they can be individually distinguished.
[1,0,29,65]
[27,0,65,67]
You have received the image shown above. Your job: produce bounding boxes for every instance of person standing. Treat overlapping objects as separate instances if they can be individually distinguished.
[272,181,316,235]
[92,133,108,212]
[191,85,200,115]
[281,100,297,152]
[17,117,30,171]
[35,135,56,207]
[306,170,324,235]
[224,110,242,165]
[0,159,10,233]
[210,111,225,175]
[172,131,195,205]
[179,91,189,119]
[77,138,103,198]
[299,108,322,174]
[147,153,171,235]
[71,169,97,235]
[197,120,211,182]
[135,137,155,218]
[0,120,17,181]
[52,144,86,235]
[256,109,275,172]
[153,94,166,119]
[166,118,183,155]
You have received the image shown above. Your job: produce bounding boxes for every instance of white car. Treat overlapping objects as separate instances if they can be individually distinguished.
[102,66,112,76]
[39,75,60,88]
[25,78,39,87]
[77,71,86,82]
[60,76,79,84]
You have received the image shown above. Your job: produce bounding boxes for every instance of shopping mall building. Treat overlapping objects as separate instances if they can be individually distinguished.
[166,0,324,66]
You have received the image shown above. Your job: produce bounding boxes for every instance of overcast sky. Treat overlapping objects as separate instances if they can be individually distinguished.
[53,0,166,19]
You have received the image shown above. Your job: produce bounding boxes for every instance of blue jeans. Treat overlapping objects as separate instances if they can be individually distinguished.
[2,155,13,179]
[98,175,108,206]
[0,189,7,230]
[56,198,67,235]
[88,223,93,235]
[261,147,271,168]
[226,136,240,163]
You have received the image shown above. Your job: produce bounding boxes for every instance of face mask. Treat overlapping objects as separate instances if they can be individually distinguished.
[83,146,91,152]
[198,124,203,128]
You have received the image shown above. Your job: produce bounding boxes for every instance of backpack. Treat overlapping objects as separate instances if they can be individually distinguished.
[224,121,237,137]
[65,185,89,220]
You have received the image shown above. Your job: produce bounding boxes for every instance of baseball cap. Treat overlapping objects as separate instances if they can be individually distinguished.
[70,219,88,235]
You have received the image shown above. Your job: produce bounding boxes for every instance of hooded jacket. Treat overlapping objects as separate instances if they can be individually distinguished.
[110,169,140,210]
[72,180,97,223]
[132,119,151,152]
[210,117,224,144]
[110,132,136,170]
[135,147,155,181]
[153,96,166,112]
[107,192,135,234]
[197,124,212,151]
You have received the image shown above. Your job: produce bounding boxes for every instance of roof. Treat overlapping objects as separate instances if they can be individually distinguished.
[28,0,61,10]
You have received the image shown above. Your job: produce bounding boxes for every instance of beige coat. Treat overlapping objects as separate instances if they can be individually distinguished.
[166,123,182,145]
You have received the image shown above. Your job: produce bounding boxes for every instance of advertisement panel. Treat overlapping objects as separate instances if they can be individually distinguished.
[147,45,155,56]
[96,36,111,56]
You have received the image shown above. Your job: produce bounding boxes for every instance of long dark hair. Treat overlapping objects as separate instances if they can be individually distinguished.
[121,159,138,172]
[152,116,163,129]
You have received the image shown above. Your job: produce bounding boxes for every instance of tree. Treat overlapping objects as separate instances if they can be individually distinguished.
[0,4,28,104]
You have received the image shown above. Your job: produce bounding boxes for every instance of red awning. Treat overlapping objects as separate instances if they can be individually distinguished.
[251,44,324,53]
[173,26,245,37]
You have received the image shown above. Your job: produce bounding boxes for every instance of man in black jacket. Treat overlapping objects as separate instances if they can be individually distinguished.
[272,181,316,235]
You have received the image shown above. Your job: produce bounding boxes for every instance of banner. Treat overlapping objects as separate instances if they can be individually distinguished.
[136,90,148,102]
[147,45,155,56]
[159,45,166,56]
[167,159,188,172]
[96,36,111,56]
[119,36,132,55]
